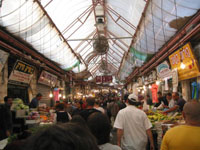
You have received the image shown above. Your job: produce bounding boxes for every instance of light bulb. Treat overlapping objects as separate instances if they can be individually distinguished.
[142,90,145,94]
[59,94,62,97]
[156,80,160,85]
[63,95,66,99]
[149,85,152,89]
[180,62,186,69]
[49,93,53,98]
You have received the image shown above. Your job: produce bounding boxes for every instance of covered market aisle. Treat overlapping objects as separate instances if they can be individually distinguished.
[0,0,200,150]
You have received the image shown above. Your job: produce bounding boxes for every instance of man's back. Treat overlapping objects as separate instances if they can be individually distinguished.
[161,125,200,150]
[114,105,152,150]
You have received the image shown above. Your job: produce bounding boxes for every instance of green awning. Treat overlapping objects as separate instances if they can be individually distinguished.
[64,61,80,71]
[130,47,153,62]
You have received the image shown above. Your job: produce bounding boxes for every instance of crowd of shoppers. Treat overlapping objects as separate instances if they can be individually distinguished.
[1,90,200,150]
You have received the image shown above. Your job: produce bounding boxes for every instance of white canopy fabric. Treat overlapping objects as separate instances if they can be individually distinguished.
[0,0,199,81]
[118,0,200,81]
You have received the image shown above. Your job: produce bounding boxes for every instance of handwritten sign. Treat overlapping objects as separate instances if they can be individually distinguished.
[9,60,35,84]
[0,49,9,72]
[38,70,57,87]
[169,42,200,81]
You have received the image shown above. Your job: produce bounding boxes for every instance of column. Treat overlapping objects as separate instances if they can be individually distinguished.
[0,61,8,103]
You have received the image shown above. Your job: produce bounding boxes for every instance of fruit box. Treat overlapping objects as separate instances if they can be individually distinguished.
[15,110,26,118]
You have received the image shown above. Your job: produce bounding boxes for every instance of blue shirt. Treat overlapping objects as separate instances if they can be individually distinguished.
[29,97,38,108]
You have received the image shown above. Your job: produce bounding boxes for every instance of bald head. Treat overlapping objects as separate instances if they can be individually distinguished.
[183,100,200,123]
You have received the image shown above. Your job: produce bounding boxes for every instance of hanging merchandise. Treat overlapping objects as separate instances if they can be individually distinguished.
[151,84,158,103]
[191,82,200,100]
[171,69,178,92]
[53,88,60,102]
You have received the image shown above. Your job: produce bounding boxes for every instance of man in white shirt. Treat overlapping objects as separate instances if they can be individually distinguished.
[166,93,175,109]
[114,94,154,150]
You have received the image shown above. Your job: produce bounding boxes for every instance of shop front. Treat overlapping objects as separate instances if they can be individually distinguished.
[37,70,57,107]
[169,42,200,101]
[8,59,35,104]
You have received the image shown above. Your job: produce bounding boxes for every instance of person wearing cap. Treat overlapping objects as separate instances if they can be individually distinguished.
[113,93,154,150]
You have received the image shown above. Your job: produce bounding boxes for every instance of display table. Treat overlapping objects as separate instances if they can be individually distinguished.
[0,138,8,150]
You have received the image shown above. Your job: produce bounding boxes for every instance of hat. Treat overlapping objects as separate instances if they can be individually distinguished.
[128,94,138,102]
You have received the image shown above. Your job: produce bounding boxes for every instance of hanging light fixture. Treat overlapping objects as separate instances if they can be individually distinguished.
[180,62,186,69]
[49,93,53,98]
[59,94,62,98]
[156,80,160,85]
[142,90,145,94]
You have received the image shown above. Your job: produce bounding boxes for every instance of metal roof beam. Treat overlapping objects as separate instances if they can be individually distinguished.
[34,0,82,65]
[107,30,129,48]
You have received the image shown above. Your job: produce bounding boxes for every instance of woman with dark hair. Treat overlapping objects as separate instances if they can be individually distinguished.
[87,112,121,150]
[23,123,100,150]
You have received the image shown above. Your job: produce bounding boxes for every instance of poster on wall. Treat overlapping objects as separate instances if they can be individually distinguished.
[0,50,9,72]
[9,60,35,84]
[38,70,57,87]
[169,42,200,81]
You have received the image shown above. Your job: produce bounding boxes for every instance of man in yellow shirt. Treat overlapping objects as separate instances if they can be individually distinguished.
[161,100,200,150]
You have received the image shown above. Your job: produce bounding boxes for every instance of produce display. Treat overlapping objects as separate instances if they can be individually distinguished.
[12,98,29,110]
[147,110,182,127]
[27,111,40,120]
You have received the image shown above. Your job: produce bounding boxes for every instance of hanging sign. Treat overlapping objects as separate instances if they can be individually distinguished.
[38,70,57,87]
[9,60,35,84]
[169,42,200,81]
[156,61,172,79]
[96,76,102,83]
[0,50,9,72]
[96,76,112,83]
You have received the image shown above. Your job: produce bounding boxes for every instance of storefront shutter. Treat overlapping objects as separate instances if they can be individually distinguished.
[37,84,51,107]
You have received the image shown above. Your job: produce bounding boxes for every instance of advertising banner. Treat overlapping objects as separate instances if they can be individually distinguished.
[9,60,35,84]
[38,70,57,87]
[169,42,200,81]
[96,76,112,83]
[156,61,172,79]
